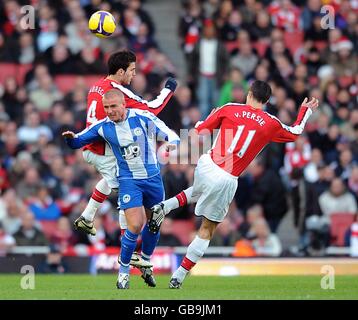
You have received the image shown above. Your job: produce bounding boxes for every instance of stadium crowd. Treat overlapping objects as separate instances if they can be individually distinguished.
[0,0,357,260]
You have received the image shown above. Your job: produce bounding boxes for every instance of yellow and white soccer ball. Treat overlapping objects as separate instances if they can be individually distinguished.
[88,11,116,38]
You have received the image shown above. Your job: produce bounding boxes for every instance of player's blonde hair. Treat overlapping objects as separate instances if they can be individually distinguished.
[103,89,124,101]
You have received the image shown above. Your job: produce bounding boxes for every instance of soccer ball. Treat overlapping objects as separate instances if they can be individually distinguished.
[88,11,116,38]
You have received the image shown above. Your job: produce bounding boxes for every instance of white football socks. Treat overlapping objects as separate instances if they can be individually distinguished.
[118,210,127,229]
[82,178,112,222]
[163,186,195,214]
[172,235,210,283]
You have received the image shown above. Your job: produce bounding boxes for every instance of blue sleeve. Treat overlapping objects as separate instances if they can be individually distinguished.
[64,122,103,149]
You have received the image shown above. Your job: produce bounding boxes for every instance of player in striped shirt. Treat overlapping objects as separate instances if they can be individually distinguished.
[149,80,319,288]
[63,89,179,289]
[76,50,176,269]
[76,50,176,233]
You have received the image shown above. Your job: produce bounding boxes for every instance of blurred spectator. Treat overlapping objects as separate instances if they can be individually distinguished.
[238,204,265,240]
[318,177,357,222]
[188,19,229,118]
[219,10,243,42]
[0,221,15,256]
[27,185,61,221]
[50,216,76,252]
[38,244,68,274]
[246,157,288,232]
[218,67,248,106]
[250,218,282,257]
[348,165,358,202]
[13,211,48,246]
[332,149,356,182]
[249,10,273,42]
[75,48,107,75]
[28,74,62,113]
[299,214,330,256]
[0,189,24,235]
[157,218,182,246]
[178,0,202,60]
[17,111,53,144]
[284,136,311,228]
[268,0,301,32]
[210,217,241,246]
[230,40,259,78]
[162,162,191,220]
[18,32,36,64]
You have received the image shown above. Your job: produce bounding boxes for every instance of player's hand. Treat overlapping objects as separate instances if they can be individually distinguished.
[62,131,76,138]
[301,97,319,112]
[164,77,177,92]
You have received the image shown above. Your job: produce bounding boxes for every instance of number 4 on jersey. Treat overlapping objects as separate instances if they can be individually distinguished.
[87,100,98,124]
[227,125,256,158]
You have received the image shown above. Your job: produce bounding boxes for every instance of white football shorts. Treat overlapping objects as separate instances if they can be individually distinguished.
[192,154,238,222]
[82,149,119,189]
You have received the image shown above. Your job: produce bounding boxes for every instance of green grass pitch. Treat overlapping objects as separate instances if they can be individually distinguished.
[1,274,358,300]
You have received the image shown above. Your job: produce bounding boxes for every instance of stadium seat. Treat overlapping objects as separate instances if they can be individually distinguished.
[0,63,17,84]
[225,40,238,54]
[38,220,58,240]
[16,63,32,85]
[284,31,303,56]
[54,74,101,94]
[329,213,355,246]
[171,219,196,246]
[314,40,328,52]
[0,63,32,85]
[253,41,269,57]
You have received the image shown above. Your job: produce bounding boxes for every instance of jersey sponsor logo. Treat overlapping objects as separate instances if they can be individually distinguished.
[122,194,131,203]
[121,142,141,160]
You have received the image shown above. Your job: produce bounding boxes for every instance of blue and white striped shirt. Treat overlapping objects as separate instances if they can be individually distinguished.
[65,108,180,180]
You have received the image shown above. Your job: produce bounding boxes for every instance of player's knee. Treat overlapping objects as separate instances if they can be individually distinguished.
[126,218,144,234]
[127,224,142,234]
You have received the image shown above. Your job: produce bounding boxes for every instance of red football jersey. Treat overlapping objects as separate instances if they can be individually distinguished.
[195,103,312,177]
[85,77,173,155]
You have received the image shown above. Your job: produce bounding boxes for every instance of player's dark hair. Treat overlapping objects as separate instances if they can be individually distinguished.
[249,80,272,104]
[108,50,136,75]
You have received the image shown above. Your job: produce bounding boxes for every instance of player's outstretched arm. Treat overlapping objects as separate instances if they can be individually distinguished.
[271,97,319,143]
[62,124,103,149]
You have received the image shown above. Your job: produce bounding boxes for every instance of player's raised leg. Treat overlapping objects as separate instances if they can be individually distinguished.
[169,217,217,288]
[149,186,198,233]
[74,178,111,235]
